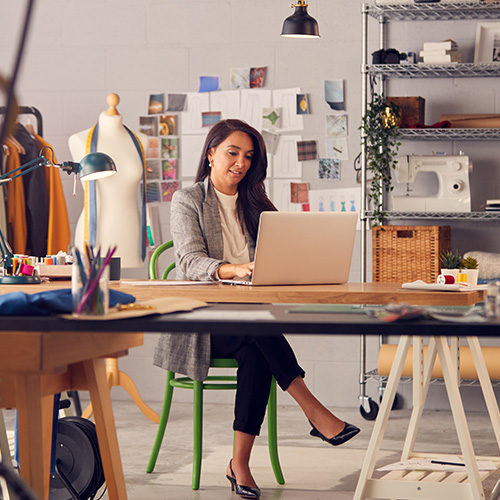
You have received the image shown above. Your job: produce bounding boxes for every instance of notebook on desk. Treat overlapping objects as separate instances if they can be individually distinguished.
[221,211,358,286]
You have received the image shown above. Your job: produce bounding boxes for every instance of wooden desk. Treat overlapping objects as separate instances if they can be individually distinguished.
[115,281,486,306]
[0,328,143,500]
[5,280,485,306]
[0,282,490,500]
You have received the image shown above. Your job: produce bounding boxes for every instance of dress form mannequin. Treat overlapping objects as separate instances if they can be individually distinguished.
[69,94,159,424]
[69,93,148,268]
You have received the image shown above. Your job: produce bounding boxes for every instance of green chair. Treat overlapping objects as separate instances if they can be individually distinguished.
[146,241,285,490]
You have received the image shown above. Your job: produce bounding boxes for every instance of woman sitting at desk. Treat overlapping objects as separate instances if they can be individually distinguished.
[154,119,360,499]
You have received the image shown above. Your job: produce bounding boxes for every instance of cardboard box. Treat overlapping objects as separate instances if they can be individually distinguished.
[387,96,425,128]
[440,113,500,128]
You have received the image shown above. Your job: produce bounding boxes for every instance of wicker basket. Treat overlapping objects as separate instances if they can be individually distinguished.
[372,225,451,283]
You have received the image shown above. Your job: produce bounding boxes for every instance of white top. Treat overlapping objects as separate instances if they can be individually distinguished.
[213,187,250,264]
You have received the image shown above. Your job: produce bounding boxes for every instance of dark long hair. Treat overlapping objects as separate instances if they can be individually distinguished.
[195,119,276,241]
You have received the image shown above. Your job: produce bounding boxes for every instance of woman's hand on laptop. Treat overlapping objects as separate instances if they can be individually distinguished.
[218,262,254,279]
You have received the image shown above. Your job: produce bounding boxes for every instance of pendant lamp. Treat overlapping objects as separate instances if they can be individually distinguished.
[281,1,320,38]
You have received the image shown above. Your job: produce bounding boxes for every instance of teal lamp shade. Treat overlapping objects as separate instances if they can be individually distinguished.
[79,152,117,181]
[281,2,320,38]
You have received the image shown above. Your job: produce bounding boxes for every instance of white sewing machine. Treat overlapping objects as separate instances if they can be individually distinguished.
[392,154,472,212]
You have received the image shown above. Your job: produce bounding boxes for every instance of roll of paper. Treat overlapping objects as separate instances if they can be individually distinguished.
[378,344,500,380]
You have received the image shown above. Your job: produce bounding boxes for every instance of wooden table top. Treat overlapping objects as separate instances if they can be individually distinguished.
[1,280,486,306]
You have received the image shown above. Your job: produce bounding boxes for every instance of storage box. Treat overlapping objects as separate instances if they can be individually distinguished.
[387,96,425,128]
[439,113,500,128]
[372,225,450,283]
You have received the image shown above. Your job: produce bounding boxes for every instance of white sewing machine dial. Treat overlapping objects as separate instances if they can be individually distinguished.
[449,180,464,193]
[451,161,462,171]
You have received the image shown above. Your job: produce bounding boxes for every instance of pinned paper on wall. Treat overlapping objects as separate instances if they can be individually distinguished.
[308,187,361,229]
[140,116,158,136]
[231,68,250,89]
[161,138,178,159]
[202,111,222,127]
[297,140,318,162]
[159,115,177,135]
[262,107,282,130]
[262,130,279,155]
[167,94,187,112]
[271,179,303,212]
[273,88,304,132]
[324,80,345,111]
[241,89,272,131]
[290,182,309,204]
[210,90,241,119]
[297,94,310,114]
[250,67,266,88]
[326,114,347,136]
[161,180,181,202]
[146,182,160,203]
[181,92,210,135]
[146,138,160,159]
[325,137,349,161]
[146,160,161,180]
[162,159,177,180]
[318,158,340,180]
[199,76,220,93]
[274,135,302,178]
[148,93,164,114]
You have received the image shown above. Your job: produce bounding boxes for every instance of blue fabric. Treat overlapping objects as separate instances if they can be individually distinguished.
[0,288,135,316]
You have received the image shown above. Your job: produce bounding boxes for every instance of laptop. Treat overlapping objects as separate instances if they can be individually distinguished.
[222,211,357,286]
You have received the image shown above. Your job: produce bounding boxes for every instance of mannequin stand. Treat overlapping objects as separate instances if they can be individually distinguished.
[82,358,159,423]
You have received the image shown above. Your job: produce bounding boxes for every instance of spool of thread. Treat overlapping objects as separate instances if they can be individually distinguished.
[19,263,34,276]
[437,274,455,285]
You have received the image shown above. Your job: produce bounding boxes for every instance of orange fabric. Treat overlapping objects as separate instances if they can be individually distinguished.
[33,135,71,254]
[4,140,27,254]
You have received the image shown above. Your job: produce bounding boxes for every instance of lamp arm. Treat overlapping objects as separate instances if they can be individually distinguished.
[0,227,13,270]
[0,155,51,182]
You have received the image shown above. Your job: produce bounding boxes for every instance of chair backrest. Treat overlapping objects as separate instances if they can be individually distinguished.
[149,240,176,280]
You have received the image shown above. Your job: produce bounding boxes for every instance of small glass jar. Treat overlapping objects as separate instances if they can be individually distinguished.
[72,263,110,316]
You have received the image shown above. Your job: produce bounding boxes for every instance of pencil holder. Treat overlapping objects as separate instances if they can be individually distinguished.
[72,261,110,316]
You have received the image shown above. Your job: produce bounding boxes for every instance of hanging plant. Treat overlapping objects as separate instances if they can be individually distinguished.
[360,93,402,228]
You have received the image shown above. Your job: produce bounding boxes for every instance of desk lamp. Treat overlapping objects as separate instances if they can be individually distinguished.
[0,146,116,284]
[281,1,320,38]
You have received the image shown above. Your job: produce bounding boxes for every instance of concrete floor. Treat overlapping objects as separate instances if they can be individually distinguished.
[3,399,500,500]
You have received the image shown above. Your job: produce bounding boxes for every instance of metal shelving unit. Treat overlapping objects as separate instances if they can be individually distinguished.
[365,211,500,220]
[359,2,500,421]
[366,62,500,78]
[400,128,500,140]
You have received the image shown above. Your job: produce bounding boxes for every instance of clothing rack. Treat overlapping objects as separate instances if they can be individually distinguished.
[0,105,43,136]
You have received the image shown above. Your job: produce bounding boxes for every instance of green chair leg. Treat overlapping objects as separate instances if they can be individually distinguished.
[267,377,285,485]
[192,380,203,490]
[146,371,175,473]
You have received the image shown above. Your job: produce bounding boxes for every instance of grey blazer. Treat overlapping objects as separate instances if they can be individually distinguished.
[153,178,255,381]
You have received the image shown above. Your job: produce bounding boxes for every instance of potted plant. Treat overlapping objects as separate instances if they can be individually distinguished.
[459,255,479,286]
[360,93,402,229]
[440,249,462,281]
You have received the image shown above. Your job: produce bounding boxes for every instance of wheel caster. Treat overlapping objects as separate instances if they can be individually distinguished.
[360,398,379,420]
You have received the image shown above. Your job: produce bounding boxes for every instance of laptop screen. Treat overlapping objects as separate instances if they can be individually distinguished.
[246,211,357,286]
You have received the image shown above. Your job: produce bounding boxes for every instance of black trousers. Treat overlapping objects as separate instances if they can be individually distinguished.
[210,334,305,436]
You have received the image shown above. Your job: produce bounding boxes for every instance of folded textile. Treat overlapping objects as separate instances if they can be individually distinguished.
[0,288,135,316]
[410,120,451,129]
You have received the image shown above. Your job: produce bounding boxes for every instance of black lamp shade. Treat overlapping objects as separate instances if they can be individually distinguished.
[281,5,320,38]
[79,152,117,181]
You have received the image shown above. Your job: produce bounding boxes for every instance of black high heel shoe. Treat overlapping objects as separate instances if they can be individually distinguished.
[226,459,261,499]
[309,420,360,446]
